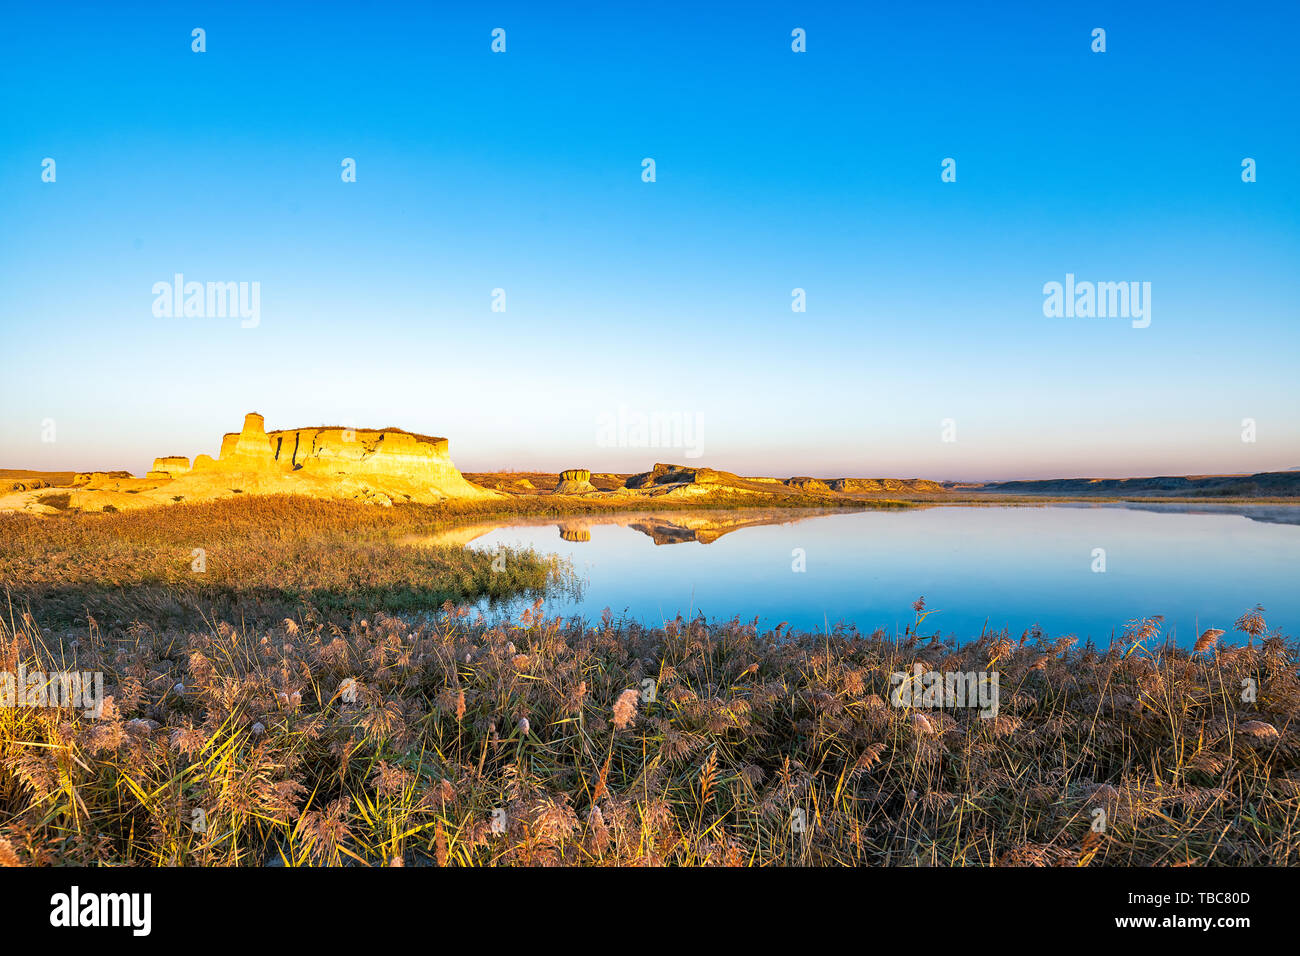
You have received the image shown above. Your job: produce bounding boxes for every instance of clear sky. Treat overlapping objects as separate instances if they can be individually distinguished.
[2,1,1297,481]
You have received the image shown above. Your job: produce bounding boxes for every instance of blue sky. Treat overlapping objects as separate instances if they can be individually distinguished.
[2,1,1297,480]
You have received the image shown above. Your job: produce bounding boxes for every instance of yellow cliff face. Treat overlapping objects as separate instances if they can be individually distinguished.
[205,414,493,498]
[148,457,191,479]
[263,425,487,497]
[8,412,498,514]
[271,427,448,471]
[197,412,278,473]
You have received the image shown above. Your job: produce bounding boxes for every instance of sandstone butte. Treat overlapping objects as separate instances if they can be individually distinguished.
[4,412,501,515]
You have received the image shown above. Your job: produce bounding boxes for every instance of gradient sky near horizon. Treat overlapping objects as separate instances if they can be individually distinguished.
[2,1,1298,481]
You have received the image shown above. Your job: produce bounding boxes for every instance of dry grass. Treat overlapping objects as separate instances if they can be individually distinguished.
[1,594,1296,867]
[0,496,572,629]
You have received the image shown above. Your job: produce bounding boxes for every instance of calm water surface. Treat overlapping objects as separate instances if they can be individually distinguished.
[443,503,1300,645]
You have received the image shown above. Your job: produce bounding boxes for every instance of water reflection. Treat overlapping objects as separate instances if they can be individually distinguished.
[405,503,1300,643]
[407,507,851,549]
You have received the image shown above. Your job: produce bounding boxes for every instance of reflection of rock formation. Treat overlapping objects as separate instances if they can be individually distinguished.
[597,509,844,545]
[626,514,784,545]
[554,468,597,495]
[406,509,847,550]
[628,519,700,544]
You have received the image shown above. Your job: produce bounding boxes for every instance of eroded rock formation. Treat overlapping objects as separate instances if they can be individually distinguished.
[13,412,496,513]
[72,471,132,486]
[147,457,191,479]
[785,476,832,493]
[553,468,597,495]
[829,478,945,494]
[179,413,489,498]
[625,463,728,489]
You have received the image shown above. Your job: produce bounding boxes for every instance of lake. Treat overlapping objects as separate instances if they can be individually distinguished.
[428,503,1300,645]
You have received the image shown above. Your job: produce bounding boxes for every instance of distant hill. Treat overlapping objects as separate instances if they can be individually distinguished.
[957,471,1300,498]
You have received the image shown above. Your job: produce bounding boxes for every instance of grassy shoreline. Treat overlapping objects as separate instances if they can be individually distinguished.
[0,496,575,630]
[0,494,918,630]
[2,491,1293,632]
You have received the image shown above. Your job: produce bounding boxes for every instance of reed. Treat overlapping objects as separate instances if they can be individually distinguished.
[1,595,1296,866]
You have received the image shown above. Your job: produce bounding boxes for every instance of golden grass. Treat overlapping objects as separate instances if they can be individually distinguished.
[1,595,1296,866]
[0,496,572,628]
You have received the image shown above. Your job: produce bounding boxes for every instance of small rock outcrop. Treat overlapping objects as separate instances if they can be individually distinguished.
[785,476,832,493]
[829,478,946,494]
[625,463,727,489]
[553,468,597,495]
[828,478,883,493]
[5,479,50,492]
[147,456,191,479]
[72,471,132,487]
